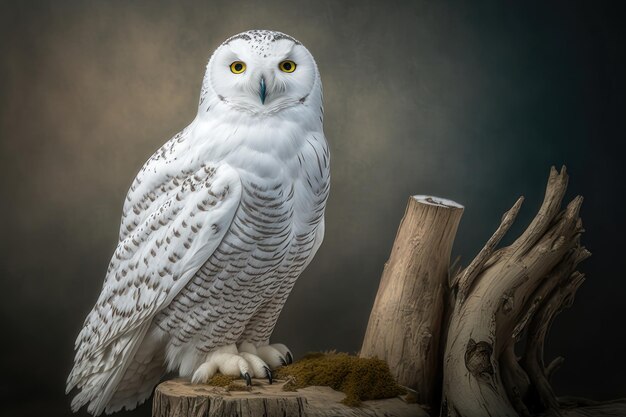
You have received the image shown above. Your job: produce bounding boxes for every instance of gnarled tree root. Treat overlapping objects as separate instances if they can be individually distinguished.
[441,167,597,417]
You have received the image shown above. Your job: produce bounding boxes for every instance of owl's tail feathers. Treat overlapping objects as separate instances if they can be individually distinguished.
[105,337,167,414]
[66,323,165,415]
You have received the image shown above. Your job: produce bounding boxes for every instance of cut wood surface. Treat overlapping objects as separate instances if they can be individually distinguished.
[360,195,463,407]
[152,378,426,417]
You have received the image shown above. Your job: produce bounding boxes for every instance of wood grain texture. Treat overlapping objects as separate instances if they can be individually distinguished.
[442,167,590,417]
[360,195,463,406]
[152,378,426,417]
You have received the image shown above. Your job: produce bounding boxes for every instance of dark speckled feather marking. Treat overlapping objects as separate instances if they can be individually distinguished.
[224,30,301,47]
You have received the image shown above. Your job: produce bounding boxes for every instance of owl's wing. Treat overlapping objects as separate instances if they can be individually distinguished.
[67,162,241,411]
[118,126,193,242]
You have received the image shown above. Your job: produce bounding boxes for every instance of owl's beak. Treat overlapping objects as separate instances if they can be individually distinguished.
[259,77,267,105]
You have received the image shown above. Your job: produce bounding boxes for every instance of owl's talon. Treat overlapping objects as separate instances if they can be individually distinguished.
[237,342,293,371]
[238,350,271,381]
[191,362,215,384]
[265,366,273,384]
[269,343,293,366]
[190,344,256,385]
[242,372,252,386]
[256,344,292,369]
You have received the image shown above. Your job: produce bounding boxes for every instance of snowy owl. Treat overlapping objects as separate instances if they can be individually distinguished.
[66,30,330,415]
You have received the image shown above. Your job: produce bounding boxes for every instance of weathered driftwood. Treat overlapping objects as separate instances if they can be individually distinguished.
[360,195,463,406]
[152,378,425,417]
[441,167,595,417]
[358,166,624,417]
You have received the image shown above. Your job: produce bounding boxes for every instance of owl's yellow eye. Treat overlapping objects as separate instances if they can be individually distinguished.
[230,61,246,74]
[278,60,296,73]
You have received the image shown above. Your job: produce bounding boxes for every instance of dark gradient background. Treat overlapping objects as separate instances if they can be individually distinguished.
[1,1,625,416]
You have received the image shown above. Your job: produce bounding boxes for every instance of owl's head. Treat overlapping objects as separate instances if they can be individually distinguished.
[199,30,321,116]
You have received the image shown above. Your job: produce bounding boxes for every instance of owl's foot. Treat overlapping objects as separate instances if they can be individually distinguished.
[190,344,272,386]
[239,341,293,370]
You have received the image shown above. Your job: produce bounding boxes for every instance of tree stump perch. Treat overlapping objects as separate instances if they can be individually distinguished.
[152,379,425,417]
[153,166,626,417]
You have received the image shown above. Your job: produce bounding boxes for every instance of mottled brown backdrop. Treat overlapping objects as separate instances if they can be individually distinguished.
[1,1,625,416]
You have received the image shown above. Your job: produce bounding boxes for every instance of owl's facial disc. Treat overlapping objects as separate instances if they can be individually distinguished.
[207,30,317,114]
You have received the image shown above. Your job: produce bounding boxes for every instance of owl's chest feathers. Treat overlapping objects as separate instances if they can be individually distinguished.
[231,139,328,248]
[136,116,328,247]
[212,121,328,275]
[202,115,329,228]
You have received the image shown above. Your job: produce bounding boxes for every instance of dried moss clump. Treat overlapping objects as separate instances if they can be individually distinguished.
[273,352,406,406]
[206,373,237,387]
[205,373,252,392]
[226,383,252,392]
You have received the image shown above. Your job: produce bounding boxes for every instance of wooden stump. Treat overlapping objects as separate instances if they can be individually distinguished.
[360,195,463,406]
[152,379,426,417]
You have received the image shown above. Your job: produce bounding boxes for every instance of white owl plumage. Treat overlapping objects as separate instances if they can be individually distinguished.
[66,30,330,414]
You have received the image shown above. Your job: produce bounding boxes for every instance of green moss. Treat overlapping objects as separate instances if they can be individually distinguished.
[206,373,237,387]
[274,352,406,406]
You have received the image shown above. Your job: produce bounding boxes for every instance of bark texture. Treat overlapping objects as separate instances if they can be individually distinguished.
[360,195,463,406]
